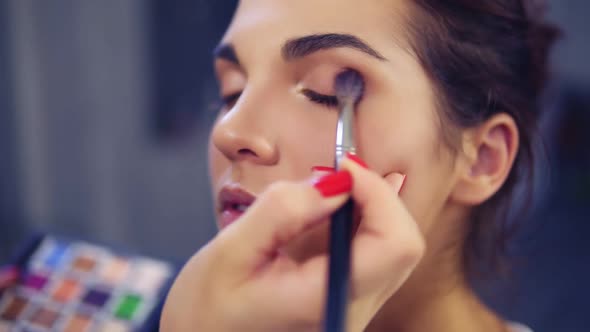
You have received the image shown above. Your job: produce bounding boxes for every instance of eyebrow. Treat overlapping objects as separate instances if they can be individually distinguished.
[213,43,240,65]
[213,33,387,65]
[282,33,387,61]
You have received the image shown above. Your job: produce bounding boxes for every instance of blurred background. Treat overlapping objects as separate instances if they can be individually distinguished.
[0,1,588,331]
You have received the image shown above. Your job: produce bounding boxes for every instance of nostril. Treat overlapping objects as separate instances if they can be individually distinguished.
[237,148,257,157]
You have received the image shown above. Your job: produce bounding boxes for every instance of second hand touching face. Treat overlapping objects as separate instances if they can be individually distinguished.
[209,0,460,260]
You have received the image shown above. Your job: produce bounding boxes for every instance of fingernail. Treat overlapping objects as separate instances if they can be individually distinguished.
[346,152,368,169]
[311,166,336,172]
[385,173,406,194]
[399,175,407,193]
[313,170,352,197]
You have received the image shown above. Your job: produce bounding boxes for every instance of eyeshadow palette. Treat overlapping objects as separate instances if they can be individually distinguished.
[0,235,176,331]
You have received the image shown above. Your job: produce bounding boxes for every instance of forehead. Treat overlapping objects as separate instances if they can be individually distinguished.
[223,0,410,58]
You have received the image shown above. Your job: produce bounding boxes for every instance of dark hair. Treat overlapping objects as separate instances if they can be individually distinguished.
[404,0,560,279]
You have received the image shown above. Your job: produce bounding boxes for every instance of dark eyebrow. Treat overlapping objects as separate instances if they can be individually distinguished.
[213,33,386,66]
[213,43,240,65]
[282,33,387,61]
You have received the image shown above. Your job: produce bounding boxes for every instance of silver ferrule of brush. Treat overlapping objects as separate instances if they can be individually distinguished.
[334,101,356,170]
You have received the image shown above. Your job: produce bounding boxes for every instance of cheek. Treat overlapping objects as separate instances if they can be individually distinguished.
[357,99,456,232]
[208,138,228,186]
[400,147,457,234]
[279,110,338,171]
[357,94,440,175]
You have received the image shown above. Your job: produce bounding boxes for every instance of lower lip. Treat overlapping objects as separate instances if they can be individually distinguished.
[219,209,246,228]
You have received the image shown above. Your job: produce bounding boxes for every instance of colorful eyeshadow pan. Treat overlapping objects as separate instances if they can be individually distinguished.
[82,288,111,308]
[0,295,27,320]
[98,320,130,332]
[52,278,81,302]
[115,294,142,320]
[23,273,48,291]
[64,313,92,332]
[44,242,68,269]
[132,260,171,295]
[102,258,129,284]
[29,307,59,328]
[72,255,96,273]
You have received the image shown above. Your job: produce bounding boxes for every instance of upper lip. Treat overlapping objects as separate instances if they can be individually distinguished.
[218,184,257,212]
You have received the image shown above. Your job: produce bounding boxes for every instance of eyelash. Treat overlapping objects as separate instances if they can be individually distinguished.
[301,89,339,108]
[219,92,241,108]
[219,89,339,109]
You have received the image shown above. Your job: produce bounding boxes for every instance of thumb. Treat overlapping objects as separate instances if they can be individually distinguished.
[216,171,352,277]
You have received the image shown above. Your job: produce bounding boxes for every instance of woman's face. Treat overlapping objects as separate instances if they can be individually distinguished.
[209,0,462,259]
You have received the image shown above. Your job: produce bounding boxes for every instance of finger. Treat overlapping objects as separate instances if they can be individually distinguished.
[216,171,352,277]
[341,158,425,296]
[341,158,406,234]
[260,254,331,326]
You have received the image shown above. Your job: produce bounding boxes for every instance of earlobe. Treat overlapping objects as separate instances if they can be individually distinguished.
[451,114,519,206]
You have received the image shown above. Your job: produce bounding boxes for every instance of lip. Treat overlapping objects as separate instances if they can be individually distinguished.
[217,184,257,228]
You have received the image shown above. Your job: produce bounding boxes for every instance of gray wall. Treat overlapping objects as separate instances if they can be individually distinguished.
[548,0,590,84]
[0,0,25,257]
[2,0,221,261]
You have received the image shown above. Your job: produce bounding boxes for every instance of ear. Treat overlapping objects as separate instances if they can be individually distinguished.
[451,113,519,205]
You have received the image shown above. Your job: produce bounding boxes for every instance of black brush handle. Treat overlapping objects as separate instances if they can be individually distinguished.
[324,198,354,332]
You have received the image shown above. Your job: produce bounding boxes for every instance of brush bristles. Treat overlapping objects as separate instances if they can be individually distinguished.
[334,69,365,105]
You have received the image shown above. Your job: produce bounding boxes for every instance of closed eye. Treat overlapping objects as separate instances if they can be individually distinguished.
[301,89,339,108]
[219,89,339,110]
[219,92,242,109]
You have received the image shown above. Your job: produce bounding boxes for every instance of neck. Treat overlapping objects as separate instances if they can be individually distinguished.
[368,277,509,331]
[365,204,508,332]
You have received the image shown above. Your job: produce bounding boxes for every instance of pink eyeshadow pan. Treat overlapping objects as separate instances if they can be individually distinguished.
[97,320,129,332]
[29,307,59,329]
[102,258,129,284]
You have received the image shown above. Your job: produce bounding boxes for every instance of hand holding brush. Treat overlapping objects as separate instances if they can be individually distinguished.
[162,154,423,332]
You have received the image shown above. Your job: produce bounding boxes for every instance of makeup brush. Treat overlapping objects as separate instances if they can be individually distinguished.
[325,69,365,332]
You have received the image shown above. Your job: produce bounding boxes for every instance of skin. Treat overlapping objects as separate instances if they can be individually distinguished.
[162,0,520,331]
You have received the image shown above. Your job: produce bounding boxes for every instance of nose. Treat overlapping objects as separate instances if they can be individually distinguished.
[211,106,279,165]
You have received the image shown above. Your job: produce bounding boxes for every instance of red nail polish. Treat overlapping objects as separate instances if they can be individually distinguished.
[311,166,336,172]
[313,170,352,197]
[346,153,368,169]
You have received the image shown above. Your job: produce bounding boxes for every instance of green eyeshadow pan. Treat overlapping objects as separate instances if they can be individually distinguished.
[115,294,142,320]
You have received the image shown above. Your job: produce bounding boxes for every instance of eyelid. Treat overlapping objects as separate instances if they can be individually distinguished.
[215,66,246,108]
[301,88,339,108]
[222,91,241,102]
[219,91,242,108]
